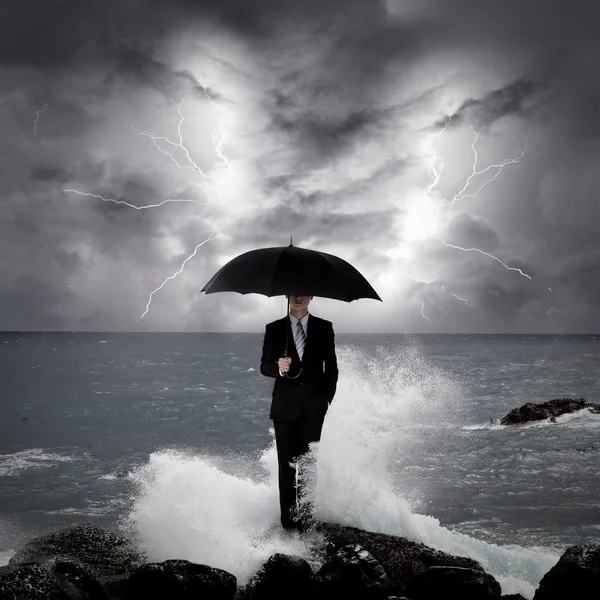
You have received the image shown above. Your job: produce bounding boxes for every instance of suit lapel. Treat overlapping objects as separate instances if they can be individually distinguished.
[284,317,299,363]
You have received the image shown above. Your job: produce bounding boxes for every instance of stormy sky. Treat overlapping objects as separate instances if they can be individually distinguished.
[1,0,599,333]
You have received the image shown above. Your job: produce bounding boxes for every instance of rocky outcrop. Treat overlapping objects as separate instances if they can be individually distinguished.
[238,553,312,600]
[313,543,390,600]
[533,544,600,600]
[498,398,600,426]
[0,560,109,600]
[4,523,146,600]
[128,560,237,600]
[405,565,502,599]
[7,523,146,579]
[315,522,484,596]
[2,522,599,600]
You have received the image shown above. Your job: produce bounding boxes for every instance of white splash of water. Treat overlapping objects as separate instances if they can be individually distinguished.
[124,342,560,597]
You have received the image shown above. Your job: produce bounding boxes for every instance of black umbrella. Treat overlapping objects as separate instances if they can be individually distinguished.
[201,238,382,377]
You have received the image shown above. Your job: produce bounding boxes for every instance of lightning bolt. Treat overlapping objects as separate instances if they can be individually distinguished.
[33,103,47,135]
[62,189,221,209]
[389,279,435,326]
[202,87,231,172]
[424,120,533,279]
[132,95,230,183]
[436,236,532,279]
[132,92,230,320]
[426,115,453,197]
[398,272,438,285]
[450,293,471,307]
[66,89,230,322]
[398,273,472,317]
[420,301,431,326]
[435,126,528,212]
[391,110,532,323]
[138,232,219,321]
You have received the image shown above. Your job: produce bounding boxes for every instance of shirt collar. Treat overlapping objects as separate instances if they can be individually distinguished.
[289,312,309,326]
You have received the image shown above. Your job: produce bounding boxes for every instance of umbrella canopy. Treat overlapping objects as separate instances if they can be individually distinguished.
[200,242,382,302]
[200,240,381,378]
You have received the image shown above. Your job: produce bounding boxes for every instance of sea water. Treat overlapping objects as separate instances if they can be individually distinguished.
[1,332,599,598]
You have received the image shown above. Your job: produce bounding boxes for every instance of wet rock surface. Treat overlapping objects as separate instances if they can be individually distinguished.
[2,521,598,600]
[498,398,600,425]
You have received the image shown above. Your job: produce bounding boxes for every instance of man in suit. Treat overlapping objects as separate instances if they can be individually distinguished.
[260,293,338,530]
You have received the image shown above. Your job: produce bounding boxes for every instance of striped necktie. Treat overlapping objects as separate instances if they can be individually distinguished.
[296,320,306,361]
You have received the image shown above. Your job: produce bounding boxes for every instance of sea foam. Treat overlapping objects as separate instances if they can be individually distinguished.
[124,343,560,598]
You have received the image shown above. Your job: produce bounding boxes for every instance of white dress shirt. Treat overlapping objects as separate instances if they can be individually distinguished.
[278,312,309,376]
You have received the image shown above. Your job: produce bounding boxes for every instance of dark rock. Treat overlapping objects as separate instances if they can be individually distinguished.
[0,564,68,600]
[315,523,483,596]
[533,544,600,600]
[240,553,312,600]
[96,574,131,600]
[499,398,600,426]
[406,565,501,599]
[53,561,109,599]
[8,523,146,580]
[0,560,108,600]
[127,559,237,600]
[314,543,389,600]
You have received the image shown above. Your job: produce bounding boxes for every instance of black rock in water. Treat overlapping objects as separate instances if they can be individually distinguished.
[498,398,600,426]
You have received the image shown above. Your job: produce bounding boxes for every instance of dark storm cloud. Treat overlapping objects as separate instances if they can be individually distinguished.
[0,1,109,65]
[553,250,600,305]
[0,95,99,146]
[0,289,65,330]
[438,78,545,130]
[270,108,380,157]
[110,45,228,103]
[232,201,396,252]
[477,282,538,325]
[261,153,411,202]
[2,0,600,331]
[29,166,72,183]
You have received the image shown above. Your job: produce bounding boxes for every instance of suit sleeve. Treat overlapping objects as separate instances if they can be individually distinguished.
[324,322,339,403]
[260,323,280,378]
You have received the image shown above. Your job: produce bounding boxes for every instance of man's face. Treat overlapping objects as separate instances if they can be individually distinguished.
[289,294,311,310]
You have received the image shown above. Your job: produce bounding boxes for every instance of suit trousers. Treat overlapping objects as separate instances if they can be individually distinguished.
[273,414,324,526]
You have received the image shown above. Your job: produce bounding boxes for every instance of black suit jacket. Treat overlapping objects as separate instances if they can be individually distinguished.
[260,314,338,421]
